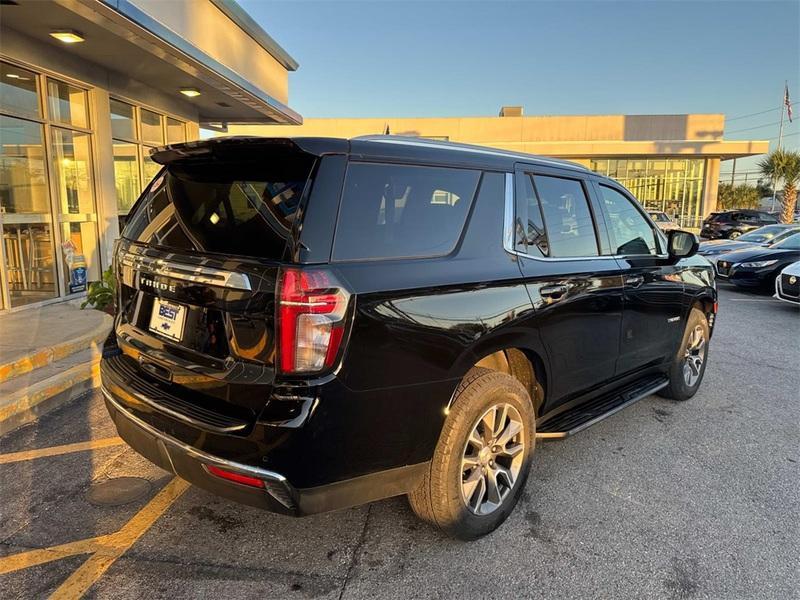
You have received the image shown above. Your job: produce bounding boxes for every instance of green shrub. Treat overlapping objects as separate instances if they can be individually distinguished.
[81,267,116,314]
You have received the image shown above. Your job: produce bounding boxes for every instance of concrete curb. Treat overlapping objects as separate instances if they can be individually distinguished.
[0,360,101,436]
[0,312,112,385]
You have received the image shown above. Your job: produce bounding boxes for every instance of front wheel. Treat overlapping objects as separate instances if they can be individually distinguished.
[408,368,535,540]
[658,307,710,401]
[728,230,742,239]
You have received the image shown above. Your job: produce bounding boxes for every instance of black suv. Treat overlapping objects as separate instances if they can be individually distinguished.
[101,136,716,539]
[700,209,779,239]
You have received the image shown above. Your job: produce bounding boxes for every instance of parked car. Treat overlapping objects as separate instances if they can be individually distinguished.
[698,224,800,257]
[714,232,800,290]
[100,136,716,540]
[774,261,800,305]
[647,210,679,231]
[700,210,779,240]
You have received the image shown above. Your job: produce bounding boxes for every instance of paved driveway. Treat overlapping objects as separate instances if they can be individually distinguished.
[1,285,798,599]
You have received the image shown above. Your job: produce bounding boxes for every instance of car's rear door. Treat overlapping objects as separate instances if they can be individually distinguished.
[512,165,623,409]
[589,181,685,375]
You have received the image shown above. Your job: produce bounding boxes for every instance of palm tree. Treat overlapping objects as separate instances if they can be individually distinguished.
[759,149,800,223]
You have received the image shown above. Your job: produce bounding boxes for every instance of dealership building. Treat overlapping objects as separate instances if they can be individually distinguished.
[230,109,769,231]
[0,0,300,311]
[1,1,770,313]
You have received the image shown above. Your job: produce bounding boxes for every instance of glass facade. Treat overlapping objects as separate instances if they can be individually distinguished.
[110,99,185,230]
[0,61,101,309]
[0,59,191,312]
[576,158,706,228]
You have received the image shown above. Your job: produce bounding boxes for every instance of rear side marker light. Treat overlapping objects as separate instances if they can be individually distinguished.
[206,465,265,488]
[277,268,350,374]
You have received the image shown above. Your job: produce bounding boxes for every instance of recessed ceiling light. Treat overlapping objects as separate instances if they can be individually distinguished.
[50,30,85,44]
[180,88,201,98]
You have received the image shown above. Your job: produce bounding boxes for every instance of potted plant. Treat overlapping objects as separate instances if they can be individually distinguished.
[81,267,116,315]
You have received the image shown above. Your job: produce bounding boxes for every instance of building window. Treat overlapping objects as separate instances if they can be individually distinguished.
[0,60,100,310]
[0,62,40,119]
[586,157,706,228]
[110,99,186,229]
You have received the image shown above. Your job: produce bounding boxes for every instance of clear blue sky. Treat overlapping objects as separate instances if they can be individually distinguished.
[240,0,799,177]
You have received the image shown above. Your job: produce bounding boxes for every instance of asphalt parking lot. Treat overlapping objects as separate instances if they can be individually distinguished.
[1,285,798,600]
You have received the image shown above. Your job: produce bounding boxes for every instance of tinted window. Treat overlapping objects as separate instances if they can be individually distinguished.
[599,185,660,255]
[739,225,789,243]
[123,154,315,258]
[333,163,480,261]
[773,233,800,250]
[531,175,598,257]
[515,174,548,256]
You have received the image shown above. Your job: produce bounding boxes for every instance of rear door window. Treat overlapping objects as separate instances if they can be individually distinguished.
[524,174,599,258]
[333,163,480,261]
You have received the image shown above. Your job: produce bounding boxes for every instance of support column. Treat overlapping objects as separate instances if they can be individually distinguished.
[91,88,120,271]
[702,158,721,217]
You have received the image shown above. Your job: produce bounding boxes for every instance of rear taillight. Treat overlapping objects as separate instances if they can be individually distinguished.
[277,268,350,374]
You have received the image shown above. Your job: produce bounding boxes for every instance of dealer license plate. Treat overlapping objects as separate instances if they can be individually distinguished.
[149,298,186,342]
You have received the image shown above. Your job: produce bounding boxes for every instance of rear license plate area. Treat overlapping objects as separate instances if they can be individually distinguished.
[149,298,187,342]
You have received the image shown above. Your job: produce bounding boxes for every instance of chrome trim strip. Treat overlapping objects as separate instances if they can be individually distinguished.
[102,386,288,484]
[121,253,252,291]
[503,173,515,253]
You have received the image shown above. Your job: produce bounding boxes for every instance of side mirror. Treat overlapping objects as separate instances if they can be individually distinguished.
[667,230,698,259]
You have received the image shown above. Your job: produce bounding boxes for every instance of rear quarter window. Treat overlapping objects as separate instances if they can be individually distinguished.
[332,163,480,261]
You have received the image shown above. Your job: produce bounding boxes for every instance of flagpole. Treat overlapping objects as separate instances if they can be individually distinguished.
[778,80,787,149]
[770,83,786,212]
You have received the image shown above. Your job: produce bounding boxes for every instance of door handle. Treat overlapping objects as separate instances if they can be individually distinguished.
[625,275,645,288]
[540,284,568,301]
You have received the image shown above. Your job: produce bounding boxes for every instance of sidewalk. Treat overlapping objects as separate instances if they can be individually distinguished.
[0,302,112,434]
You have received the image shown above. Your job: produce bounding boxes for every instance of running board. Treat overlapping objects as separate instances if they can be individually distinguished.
[535,375,669,440]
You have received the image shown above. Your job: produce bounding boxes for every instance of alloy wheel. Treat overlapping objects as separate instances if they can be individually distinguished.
[460,403,525,516]
[683,325,706,387]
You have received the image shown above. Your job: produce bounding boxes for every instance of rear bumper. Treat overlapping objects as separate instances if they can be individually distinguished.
[104,387,428,515]
[103,387,299,514]
[701,227,724,239]
[100,358,431,516]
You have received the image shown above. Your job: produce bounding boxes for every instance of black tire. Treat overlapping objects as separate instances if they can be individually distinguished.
[658,307,710,401]
[408,367,535,540]
[728,230,742,239]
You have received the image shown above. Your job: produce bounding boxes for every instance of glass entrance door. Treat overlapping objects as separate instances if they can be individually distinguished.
[0,115,58,308]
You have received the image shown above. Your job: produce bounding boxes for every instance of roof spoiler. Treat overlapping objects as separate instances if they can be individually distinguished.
[150,136,308,165]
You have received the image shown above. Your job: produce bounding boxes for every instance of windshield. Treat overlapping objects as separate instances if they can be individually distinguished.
[768,227,800,245]
[771,232,800,250]
[739,225,790,243]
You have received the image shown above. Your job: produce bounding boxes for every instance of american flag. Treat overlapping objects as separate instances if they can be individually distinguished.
[786,84,793,123]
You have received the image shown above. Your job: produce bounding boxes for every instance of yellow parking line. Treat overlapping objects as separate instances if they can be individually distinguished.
[0,437,125,465]
[0,534,114,575]
[0,476,190,599]
[49,477,191,599]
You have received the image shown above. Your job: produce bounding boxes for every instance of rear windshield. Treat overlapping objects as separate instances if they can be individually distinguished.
[332,162,480,261]
[122,154,315,259]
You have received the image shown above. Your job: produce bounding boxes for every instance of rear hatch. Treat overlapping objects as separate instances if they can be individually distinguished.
[109,138,320,431]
